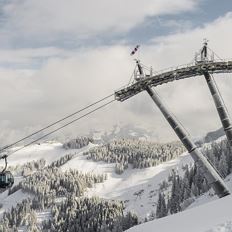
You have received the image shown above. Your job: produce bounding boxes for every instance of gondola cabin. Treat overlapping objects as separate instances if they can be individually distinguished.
[0,171,14,188]
[0,154,14,188]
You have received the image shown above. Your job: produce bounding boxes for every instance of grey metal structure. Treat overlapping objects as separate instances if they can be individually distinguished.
[146,85,229,198]
[115,60,231,198]
[203,71,232,145]
[199,43,232,145]
[115,60,232,102]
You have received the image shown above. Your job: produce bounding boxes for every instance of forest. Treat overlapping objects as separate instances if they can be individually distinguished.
[83,139,186,174]
[0,153,137,231]
[1,137,231,231]
[63,137,93,149]
[155,139,232,219]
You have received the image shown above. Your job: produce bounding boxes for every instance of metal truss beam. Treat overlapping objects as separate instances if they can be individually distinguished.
[115,61,232,102]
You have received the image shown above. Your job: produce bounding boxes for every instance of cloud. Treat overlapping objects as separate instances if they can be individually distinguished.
[147,12,232,66]
[0,47,68,66]
[1,0,200,43]
[135,12,232,137]
[1,11,232,145]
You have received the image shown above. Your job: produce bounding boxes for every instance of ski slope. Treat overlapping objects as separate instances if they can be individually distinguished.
[0,141,193,220]
[1,137,230,231]
[58,143,193,218]
[126,194,232,232]
[0,142,97,219]
[0,190,31,219]
[85,151,193,218]
[126,167,232,231]
[7,141,93,166]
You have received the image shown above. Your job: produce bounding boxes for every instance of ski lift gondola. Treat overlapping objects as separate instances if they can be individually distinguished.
[0,154,14,188]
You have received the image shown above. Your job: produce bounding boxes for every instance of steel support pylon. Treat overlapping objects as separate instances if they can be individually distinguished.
[146,85,230,198]
[204,71,232,145]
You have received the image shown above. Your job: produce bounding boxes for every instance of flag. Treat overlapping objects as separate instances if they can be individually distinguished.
[130,45,140,56]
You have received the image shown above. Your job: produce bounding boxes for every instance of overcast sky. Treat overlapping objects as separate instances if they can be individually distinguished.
[0,0,232,145]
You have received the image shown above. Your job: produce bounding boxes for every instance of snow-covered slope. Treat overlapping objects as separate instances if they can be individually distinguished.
[1,136,230,231]
[38,142,192,218]
[124,136,232,231]
[8,141,91,166]
[0,190,31,219]
[126,193,232,232]
[0,141,192,220]
[0,142,98,219]
[85,152,192,218]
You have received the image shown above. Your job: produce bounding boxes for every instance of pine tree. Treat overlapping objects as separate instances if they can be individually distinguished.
[218,153,228,177]
[156,193,167,218]
[169,174,181,214]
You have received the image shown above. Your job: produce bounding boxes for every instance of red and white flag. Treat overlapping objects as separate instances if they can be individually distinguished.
[130,45,140,56]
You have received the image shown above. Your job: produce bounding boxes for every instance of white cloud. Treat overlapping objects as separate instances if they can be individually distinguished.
[2,0,199,40]
[137,12,232,137]
[1,11,232,145]
[0,47,67,65]
[147,12,232,67]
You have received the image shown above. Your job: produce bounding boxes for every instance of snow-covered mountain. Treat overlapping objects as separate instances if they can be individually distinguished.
[87,123,154,143]
[0,135,231,231]
[0,140,189,220]
[126,189,232,232]
[204,127,225,143]
[196,127,225,145]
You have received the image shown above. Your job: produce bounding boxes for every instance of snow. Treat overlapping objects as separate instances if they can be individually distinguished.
[126,194,232,232]
[2,141,194,219]
[36,209,51,224]
[125,172,232,231]
[206,221,232,232]
[0,190,31,219]
[8,142,66,166]
[61,148,194,218]
[3,140,194,220]
[7,141,97,166]
[0,142,97,220]
[85,152,193,218]
[1,137,231,231]
[60,143,113,174]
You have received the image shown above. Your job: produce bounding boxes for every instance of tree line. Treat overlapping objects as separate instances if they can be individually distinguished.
[43,196,138,232]
[0,153,137,231]
[155,139,232,219]
[63,137,93,149]
[83,139,186,174]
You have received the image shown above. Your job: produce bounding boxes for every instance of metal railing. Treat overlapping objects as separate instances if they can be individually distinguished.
[115,59,232,93]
